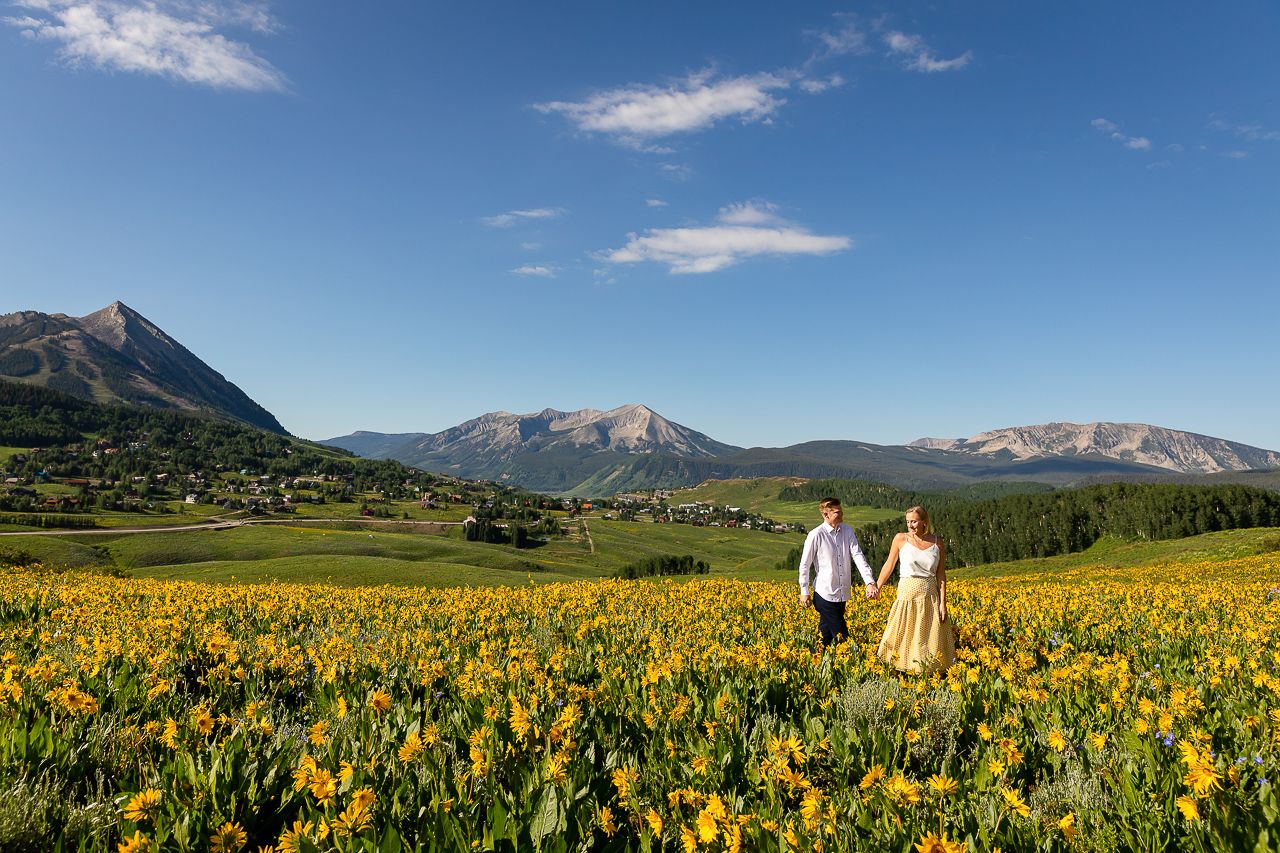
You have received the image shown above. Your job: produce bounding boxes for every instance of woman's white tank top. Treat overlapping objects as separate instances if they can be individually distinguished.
[900,541,940,579]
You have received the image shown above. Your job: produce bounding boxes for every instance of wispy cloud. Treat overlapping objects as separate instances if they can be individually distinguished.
[1091,118,1153,151]
[4,0,287,90]
[645,199,667,207]
[806,13,871,63]
[482,208,564,227]
[798,73,844,94]
[1208,120,1280,141]
[597,200,850,274]
[534,70,799,147]
[882,30,971,73]
[510,265,557,277]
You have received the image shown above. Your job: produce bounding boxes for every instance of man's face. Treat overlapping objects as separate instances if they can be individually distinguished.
[822,505,843,527]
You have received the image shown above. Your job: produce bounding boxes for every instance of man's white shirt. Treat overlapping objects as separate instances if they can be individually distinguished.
[798,521,875,601]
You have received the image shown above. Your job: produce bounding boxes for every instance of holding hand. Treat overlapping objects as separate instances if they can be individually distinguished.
[865,583,879,600]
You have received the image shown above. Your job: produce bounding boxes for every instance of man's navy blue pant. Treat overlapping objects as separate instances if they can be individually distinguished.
[812,591,848,649]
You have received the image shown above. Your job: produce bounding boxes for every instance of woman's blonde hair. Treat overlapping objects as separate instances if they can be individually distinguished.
[906,505,932,536]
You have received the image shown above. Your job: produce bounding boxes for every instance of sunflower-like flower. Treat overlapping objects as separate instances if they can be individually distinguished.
[123,789,163,824]
[914,831,963,853]
[209,822,246,853]
[1176,795,1201,821]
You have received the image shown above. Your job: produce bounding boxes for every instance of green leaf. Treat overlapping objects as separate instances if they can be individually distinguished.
[529,785,559,844]
[378,825,403,853]
[490,798,509,842]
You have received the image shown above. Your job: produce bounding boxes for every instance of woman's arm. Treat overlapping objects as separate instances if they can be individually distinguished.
[875,533,904,589]
[936,538,948,622]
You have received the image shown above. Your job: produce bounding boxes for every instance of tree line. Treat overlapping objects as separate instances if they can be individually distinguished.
[616,554,710,579]
[848,481,1280,570]
[778,478,1055,512]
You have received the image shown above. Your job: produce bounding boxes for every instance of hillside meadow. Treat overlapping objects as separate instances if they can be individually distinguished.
[0,510,809,587]
[666,478,900,528]
[2,529,1280,851]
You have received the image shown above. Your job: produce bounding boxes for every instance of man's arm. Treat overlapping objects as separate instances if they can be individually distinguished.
[797,529,818,606]
[847,528,879,598]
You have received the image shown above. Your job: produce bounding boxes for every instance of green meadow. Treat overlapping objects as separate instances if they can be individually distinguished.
[953,525,1280,580]
[1,512,805,588]
[668,476,902,526]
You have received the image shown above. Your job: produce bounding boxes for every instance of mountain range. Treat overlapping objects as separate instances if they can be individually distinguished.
[6,301,1277,497]
[0,302,286,434]
[321,408,1280,496]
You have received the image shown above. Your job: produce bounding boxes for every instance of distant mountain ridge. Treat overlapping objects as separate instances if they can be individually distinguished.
[401,404,738,460]
[319,404,740,491]
[0,302,287,434]
[909,422,1280,475]
[322,410,1280,496]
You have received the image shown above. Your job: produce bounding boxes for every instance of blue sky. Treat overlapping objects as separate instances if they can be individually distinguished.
[3,1,1278,451]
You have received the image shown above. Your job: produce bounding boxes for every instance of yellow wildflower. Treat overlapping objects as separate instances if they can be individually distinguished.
[209,822,247,853]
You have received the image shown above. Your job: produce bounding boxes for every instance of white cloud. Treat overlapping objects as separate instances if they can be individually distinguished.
[645,199,667,207]
[1208,120,1280,141]
[715,200,785,226]
[798,73,844,94]
[597,202,850,274]
[1092,119,1156,151]
[510,265,557,277]
[1224,150,1249,159]
[534,69,796,144]
[807,13,871,61]
[883,30,971,72]
[521,242,542,250]
[4,0,287,90]
[482,208,564,227]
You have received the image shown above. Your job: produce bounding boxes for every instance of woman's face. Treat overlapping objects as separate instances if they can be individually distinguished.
[906,512,922,536]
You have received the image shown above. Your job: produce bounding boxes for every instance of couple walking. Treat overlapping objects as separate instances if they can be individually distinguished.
[797,497,955,673]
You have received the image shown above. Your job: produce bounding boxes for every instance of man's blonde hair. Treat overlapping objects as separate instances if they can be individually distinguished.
[820,497,842,512]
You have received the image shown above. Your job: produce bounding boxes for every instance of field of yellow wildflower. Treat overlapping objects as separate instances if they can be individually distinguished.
[2,551,1280,852]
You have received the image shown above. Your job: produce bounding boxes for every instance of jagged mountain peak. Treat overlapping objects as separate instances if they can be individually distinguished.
[76,301,172,354]
[910,421,1280,474]
[326,404,744,475]
[0,302,288,434]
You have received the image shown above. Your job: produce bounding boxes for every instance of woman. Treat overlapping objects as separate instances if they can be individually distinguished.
[874,506,955,673]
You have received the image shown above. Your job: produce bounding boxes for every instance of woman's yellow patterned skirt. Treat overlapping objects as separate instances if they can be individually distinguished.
[877,576,956,673]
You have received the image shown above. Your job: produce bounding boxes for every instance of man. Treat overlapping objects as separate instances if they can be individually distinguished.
[798,497,878,648]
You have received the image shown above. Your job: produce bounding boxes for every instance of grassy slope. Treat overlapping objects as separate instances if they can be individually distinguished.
[588,517,805,574]
[666,477,902,527]
[950,526,1280,580]
[5,509,802,588]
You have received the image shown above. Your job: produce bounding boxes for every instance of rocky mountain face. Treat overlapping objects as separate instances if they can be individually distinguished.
[0,302,287,434]
[326,412,1280,496]
[909,422,1280,474]
[320,405,742,491]
[403,404,739,461]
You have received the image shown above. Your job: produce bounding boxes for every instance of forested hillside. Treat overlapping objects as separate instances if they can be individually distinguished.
[0,381,446,494]
[778,478,1055,512]
[852,482,1280,569]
